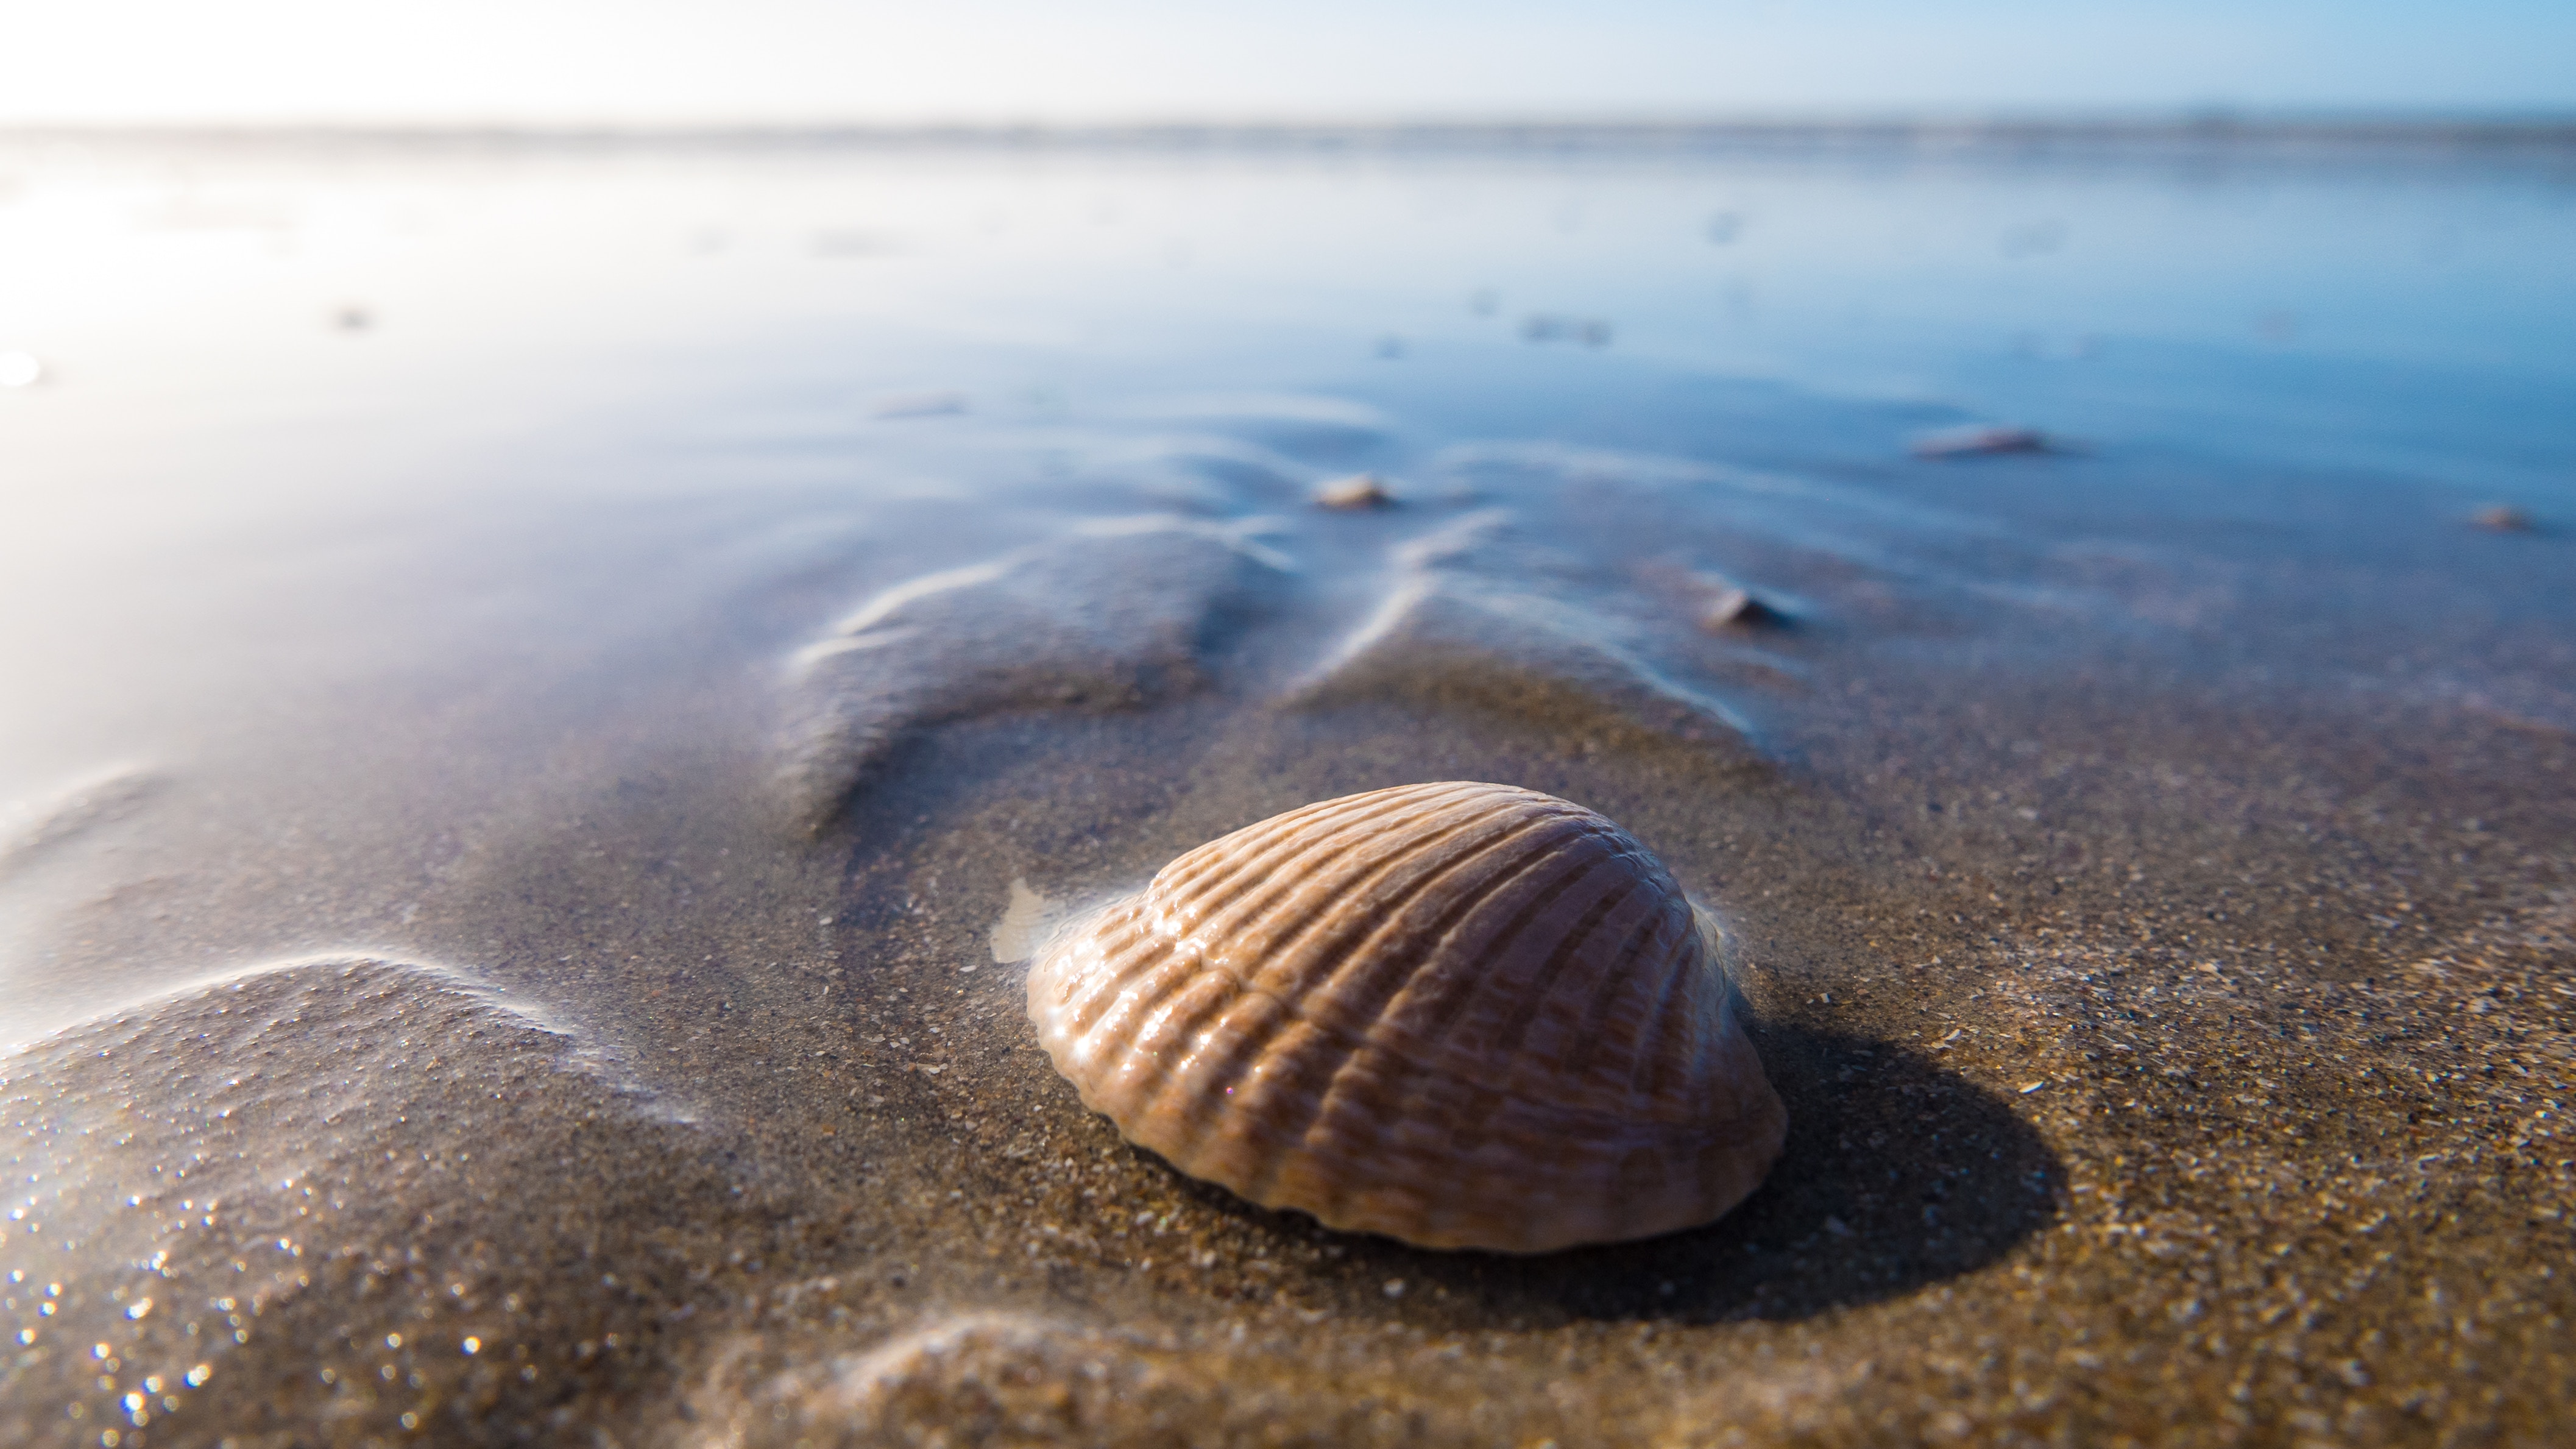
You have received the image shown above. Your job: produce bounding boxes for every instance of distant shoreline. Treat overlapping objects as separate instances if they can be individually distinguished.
[5,116,2574,158]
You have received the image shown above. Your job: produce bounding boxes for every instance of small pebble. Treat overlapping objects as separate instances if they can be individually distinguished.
[1381,1278,1407,1299]
[1912,425,2050,459]
[1314,473,1395,511]
[1699,586,1783,631]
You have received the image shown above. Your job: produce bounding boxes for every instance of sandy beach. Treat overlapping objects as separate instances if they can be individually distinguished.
[2,130,2570,1445]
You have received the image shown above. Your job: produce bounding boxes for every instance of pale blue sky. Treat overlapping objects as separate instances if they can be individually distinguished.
[4,1,2570,124]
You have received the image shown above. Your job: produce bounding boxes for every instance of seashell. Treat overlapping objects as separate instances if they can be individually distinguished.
[1313,472,1396,510]
[1025,781,1786,1252]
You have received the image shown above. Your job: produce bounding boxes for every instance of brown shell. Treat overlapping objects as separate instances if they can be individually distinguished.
[1024,781,1786,1252]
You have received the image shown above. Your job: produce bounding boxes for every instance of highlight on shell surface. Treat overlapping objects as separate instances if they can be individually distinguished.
[1024,781,1787,1253]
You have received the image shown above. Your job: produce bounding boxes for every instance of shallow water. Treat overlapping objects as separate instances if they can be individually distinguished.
[2,130,2572,1445]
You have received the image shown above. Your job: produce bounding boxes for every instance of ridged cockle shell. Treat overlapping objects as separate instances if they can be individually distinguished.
[1025,781,1786,1252]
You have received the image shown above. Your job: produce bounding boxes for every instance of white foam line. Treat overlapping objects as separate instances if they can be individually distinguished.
[0,949,560,1056]
[824,557,1017,637]
[1290,573,1434,695]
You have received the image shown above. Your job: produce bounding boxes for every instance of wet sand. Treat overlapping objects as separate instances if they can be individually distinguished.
[9,676,2569,1446]
[3,133,2573,1445]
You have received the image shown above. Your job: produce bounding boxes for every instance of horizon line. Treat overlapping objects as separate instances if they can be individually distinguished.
[5,115,2574,163]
